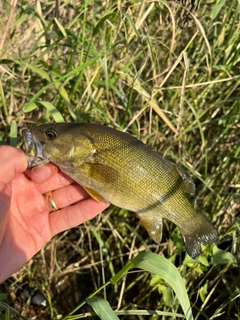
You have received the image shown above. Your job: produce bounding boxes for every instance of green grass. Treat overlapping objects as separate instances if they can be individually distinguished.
[0,0,240,319]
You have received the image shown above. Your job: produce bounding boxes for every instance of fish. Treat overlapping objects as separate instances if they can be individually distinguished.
[22,123,218,258]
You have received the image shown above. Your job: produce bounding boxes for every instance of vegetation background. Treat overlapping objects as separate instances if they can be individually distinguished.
[0,0,239,319]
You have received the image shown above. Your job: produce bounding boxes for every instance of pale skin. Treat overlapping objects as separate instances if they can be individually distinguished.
[0,146,109,284]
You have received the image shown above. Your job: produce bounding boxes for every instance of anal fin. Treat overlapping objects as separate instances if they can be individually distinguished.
[137,213,163,244]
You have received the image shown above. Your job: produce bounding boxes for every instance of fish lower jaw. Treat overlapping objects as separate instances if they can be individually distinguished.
[27,156,49,168]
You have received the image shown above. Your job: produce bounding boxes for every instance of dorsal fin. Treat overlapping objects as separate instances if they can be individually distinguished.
[174,164,196,196]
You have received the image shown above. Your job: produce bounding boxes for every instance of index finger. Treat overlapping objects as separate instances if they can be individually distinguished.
[29,163,76,193]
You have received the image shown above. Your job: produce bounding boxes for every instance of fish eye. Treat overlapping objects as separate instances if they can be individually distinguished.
[45,129,57,140]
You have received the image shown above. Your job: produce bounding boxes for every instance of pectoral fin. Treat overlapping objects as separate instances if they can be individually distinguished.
[137,213,163,244]
[83,163,118,183]
[83,187,108,204]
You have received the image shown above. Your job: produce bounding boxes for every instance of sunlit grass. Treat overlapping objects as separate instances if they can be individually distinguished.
[0,0,239,319]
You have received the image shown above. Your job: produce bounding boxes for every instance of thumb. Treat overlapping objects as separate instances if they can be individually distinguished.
[0,146,27,192]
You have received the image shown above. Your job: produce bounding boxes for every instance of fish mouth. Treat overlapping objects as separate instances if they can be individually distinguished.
[22,129,49,167]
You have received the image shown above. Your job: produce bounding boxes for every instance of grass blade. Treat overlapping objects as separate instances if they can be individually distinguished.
[38,101,65,122]
[10,121,17,147]
[86,296,120,320]
[23,101,65,122]
[111,252,193,320]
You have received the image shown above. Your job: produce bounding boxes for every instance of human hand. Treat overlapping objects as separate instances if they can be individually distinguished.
[0,146,109,283]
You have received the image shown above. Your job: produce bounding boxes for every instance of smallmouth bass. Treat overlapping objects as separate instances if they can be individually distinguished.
[22,123,218,258]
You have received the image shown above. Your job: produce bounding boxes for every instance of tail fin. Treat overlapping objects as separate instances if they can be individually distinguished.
[181,218,219,259]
